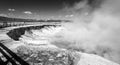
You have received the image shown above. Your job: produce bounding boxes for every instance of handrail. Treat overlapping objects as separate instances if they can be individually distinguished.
[0,48,17,65]
[0,43,29,65]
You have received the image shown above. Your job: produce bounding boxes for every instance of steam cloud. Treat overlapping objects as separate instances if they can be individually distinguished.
[52,0,120,64]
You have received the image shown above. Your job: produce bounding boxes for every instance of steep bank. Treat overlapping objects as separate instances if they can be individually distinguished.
[7,25,61,41]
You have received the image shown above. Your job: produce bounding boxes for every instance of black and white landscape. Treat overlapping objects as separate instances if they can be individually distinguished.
[0,0,120,65]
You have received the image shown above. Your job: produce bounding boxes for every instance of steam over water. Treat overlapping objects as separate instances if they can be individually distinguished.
[4,0,120,64]
[51,0,120,64]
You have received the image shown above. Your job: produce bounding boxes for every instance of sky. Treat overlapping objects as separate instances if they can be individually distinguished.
[0,0,81,19]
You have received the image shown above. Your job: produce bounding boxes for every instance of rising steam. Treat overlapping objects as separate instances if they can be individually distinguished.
[51,0,120,64]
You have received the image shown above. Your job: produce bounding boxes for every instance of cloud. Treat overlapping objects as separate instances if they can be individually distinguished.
[8,8,15,11]
[65,15,74,18]
[62,0,104,15]
[24,11,32,14]
[0,14,7,17]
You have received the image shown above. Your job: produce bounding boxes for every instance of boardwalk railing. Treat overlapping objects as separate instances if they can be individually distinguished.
[0,43,29,65]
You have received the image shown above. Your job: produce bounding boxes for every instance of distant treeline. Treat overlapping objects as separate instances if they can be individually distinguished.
[0,16,71,28]
[0,16,71,22]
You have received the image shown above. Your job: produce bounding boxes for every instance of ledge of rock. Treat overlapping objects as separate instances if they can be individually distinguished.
[6,25,61,41]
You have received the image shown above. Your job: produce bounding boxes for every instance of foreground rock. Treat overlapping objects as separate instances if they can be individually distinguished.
[12,45,119,65]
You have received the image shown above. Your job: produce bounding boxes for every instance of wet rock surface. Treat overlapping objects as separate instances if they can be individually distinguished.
[15,46,75,65]
[12,45,119,65]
